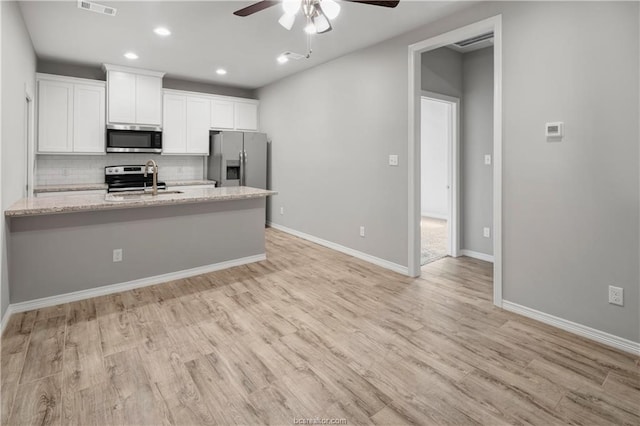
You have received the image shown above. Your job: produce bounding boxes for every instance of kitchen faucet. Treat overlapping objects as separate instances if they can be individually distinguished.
[143,159,159,195]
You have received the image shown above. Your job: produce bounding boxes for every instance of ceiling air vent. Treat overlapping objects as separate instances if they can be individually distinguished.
[77,0,117,16]
[454,32,494,48]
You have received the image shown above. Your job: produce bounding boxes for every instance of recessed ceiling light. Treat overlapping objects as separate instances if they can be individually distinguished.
[154,27,171,36]
[124,52,138,60]
[216,68,227,75]
[277,55,289,64]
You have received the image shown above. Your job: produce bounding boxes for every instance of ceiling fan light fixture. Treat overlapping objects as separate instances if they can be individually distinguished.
[282,0,302,15]
[313,12,331,34]
[278,13,296,30]
[304,18,316,34]
[320,0,340,20]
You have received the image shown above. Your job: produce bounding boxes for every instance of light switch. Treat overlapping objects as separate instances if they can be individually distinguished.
[484,154,492,165]
[388,155,399,166]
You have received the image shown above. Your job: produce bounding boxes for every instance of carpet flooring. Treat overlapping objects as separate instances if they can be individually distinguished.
[421,217,448,265]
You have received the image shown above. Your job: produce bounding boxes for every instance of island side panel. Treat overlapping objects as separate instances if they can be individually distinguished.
[8,198,265,303]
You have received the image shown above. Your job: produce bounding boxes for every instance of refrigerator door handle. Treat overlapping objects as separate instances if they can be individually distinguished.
[239,150,244,186]
[243,150,248,185]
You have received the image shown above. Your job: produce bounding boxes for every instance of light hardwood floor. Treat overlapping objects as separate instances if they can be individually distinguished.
[1,228,639,425]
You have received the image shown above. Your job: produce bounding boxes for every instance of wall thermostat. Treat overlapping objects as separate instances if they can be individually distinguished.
[545,122,564,138]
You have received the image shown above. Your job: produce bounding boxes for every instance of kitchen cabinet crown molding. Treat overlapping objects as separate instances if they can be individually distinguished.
[36,73,105,87]
[102,64,165,78]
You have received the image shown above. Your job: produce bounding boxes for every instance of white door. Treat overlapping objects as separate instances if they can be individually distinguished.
[162,94,187,153]
[38,80,73,153]
[186,97,211,154]
[210,99,235,130]
[420,95,458,263]
[135,75,162,125]
[107,71,136,123]
[73,84,105,153]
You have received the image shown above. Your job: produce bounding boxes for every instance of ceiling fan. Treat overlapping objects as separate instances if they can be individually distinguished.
[233,0,399,35]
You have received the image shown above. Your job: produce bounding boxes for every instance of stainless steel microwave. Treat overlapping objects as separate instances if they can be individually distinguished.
[106,125,162,153]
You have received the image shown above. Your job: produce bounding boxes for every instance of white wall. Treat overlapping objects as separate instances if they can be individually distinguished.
[420,98,450,219]
[259,1,639,343]
[1,1,36,320]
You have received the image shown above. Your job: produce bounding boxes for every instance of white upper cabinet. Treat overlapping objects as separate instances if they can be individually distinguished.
[162,91,210,155]
[186,96,211,155]
[38,79,74,153]
[210,99,235,130]
[234,101,259,131]
[37,74,105,154]
[135,74,162,125]
[103,64,164,126]
[106,71,135,124]
[73,84,106,153]
[162,93,187,154]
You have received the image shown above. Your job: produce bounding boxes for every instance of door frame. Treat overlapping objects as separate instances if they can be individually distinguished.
[25,86,35,197]
[420,91,459,258]
[408,15,503,307]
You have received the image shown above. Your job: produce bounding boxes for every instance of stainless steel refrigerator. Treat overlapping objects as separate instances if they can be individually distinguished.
[207,131,267,189]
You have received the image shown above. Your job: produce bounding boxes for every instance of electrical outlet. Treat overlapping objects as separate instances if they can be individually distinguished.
[484,154,492,165]
[608,286,623,306]
[359,226,365,237]
[280,206,284,215]
[113,248,123,263]
[483,227,491,238]
[388,155,399,166]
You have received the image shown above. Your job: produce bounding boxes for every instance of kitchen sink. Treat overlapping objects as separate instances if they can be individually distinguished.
[105,190,183,201]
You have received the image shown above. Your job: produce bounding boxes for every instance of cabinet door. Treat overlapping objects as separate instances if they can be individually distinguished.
[38,80,74,153]
[186,97,211,154]
[234,101,258,131]
[210,99,235,130]
[135,75,162,125]
[107,71,136,124]
[162,94,187,154]
[73,84,105,153]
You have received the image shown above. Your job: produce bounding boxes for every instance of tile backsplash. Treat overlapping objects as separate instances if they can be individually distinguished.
[36,154,205,186]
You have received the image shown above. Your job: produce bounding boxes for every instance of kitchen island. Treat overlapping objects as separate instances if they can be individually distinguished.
[5,186,275,306]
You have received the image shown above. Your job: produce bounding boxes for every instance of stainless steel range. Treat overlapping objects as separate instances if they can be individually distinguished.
[105,165,167,193]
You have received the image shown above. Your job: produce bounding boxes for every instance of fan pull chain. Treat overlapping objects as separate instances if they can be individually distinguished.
[306,33,313,58]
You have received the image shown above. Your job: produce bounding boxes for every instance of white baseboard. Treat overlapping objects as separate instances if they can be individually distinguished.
[1,305,15,337]
[7,254,266,315]
[267,222,409,276]
[502,300,640,356]
[460,249,494,263]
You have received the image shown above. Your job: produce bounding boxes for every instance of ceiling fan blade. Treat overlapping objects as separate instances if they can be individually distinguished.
[233,1,280,17]
[344,0,400,7]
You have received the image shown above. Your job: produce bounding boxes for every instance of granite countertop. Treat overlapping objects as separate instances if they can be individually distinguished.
[33,180,217,193]
[6,186,276,217]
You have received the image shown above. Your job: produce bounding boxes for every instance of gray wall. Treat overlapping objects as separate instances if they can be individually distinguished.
[421,47,462,98]
[37,59,257,99]
[259,1,639,343]
[1,1,36,320]
[461,47,493,255]
[8,199,266,302]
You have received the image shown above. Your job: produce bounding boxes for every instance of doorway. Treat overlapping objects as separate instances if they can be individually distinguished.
[408,16,503,306]
[420,93,459,265]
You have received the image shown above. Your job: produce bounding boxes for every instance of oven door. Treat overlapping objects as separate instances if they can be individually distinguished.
[106,125,162,153]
